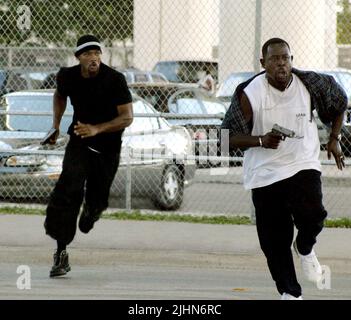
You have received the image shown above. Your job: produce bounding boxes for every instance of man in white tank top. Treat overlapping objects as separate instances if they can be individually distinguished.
[222,38,346,300]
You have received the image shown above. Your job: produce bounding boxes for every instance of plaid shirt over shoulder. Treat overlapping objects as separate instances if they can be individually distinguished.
[221,68,348,136]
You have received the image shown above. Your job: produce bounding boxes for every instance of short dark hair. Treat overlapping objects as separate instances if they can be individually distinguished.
[262,38,290,58]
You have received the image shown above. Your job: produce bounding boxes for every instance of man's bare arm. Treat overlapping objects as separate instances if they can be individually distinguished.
[53,89,67,130]
[73,102,133,138]
[327,111,345,170]
[43,89,67,144]
[228,92,281,149]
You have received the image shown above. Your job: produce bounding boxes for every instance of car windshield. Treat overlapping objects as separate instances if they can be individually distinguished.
[154,62,180,82]
[154,61,218,83]
[129,86,182,113]
[216,72,254,98]
[339,73,351,99]
[130,98,170,133]
[151,74,168,83]
[122,72,133,83]
[202,100,227,114]
[178,61,218,83]
[172,98,226,115]
[6,94,73,132]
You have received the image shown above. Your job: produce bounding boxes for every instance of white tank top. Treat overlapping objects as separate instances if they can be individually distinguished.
[243,74,321,190]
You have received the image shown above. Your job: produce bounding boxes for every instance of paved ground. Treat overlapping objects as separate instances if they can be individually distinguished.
[0,214,350,300]
[108,162,351,217]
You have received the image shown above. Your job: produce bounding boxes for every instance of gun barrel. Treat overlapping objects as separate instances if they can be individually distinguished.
[272,124,295,138]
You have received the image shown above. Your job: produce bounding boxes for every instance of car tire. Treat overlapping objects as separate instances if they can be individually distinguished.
[153,165,184,210]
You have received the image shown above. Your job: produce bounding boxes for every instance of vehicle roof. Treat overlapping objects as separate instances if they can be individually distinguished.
[155,60,218,64]
[129,82,198,89]
[124,70,165,75]
[3,89,55,97]
[225,71,255,76]
[2,89,146,104]
[222,69,351,82]
[312,68,351,73]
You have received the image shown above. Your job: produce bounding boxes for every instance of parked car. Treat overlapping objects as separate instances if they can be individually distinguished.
[129,82,198,112]
[216,71,254,104]
[120,69,169,84]
[40,72,58,89]
[0,69,29,96]
[19,70,59,89]
[129,83,226,166]
[0,90,196,210]
[0,90,73,131]
[40,69,169,89]
[153,60,218,84]
[314,70,351,155]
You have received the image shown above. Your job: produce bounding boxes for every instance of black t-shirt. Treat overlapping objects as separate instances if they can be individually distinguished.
[56,63,132,154]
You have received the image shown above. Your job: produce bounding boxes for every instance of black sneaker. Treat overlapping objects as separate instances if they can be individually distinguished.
[50,250,71,278]
[78,207,101,234]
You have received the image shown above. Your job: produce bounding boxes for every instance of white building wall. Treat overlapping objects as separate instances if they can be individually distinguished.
[260,0,336,69]
[134,0,219,71]
[324,0,338,68]
[134,0,338,80]
[218,0,256,82]
[134,0,161,70]
[219,0,338,82]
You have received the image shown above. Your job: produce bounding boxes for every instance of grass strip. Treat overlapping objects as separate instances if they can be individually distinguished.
[105,211,251,225]
[0,206,350,228]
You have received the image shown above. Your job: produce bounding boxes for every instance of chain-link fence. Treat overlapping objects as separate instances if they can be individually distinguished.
[1,0,351,218]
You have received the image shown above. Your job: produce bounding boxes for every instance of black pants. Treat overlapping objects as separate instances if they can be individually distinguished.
[44,139,120,245]
[252,170,327,297]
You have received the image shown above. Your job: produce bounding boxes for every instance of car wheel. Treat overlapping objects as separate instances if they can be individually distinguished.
[153,165,184,210]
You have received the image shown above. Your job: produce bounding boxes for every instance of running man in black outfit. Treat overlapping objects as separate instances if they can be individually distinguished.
[44,35,133,277]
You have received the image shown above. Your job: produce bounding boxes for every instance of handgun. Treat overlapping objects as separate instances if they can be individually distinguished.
[40,128,58,145]
[272,124,296,140]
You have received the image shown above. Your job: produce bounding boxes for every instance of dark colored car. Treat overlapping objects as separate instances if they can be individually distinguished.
[0,90,196,210]
[120,69,168,84]
[315,70,351,155]
[40,69,169,89]
[129,83,226,166]
[40,72,57,89]
[153,60,218,84]
[0,69,29,96]
[216,71,255,104]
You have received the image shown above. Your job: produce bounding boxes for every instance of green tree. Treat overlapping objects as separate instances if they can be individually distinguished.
[0,1,30,45]
[337,0,351,44]
[0,0,133,46]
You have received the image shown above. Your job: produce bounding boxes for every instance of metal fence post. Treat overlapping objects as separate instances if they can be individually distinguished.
[250,200,256,225]
[254,0,262,73]
[125,145,132,213]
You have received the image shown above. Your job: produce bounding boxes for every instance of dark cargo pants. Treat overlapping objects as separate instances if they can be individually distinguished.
[252,170,327,298]
[44,139,120,244]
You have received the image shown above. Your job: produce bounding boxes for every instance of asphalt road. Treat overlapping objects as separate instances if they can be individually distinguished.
[0,215,350,300]
[110,164,351,218]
